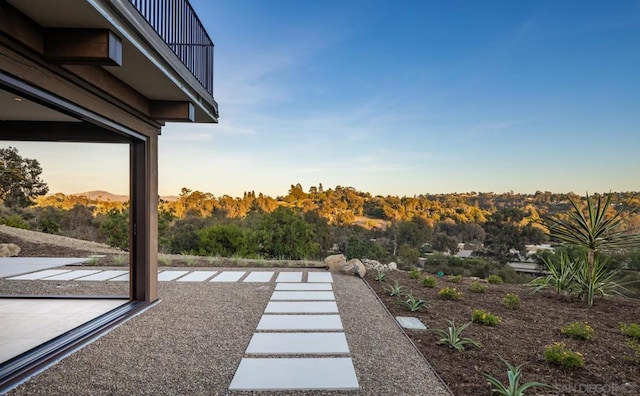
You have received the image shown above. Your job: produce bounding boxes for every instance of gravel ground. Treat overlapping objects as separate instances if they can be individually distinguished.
[6,270,451,396]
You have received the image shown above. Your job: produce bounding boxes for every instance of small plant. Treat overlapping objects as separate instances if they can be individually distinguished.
[487,274,503,284]
[431,320,481,351]
[385,281,404,296]
[183,255,197,267]
[374,269,386,282]
[543,342,585,368]
[561,322,594,341]
[437,287,463,300]
[158,256,171,266]
[620,323,640,341]
[408,268,421,279]
[483,357,553,396]
[626,339,640,364]
[470,282,488,293]
[403,293,429,312]
[448,274,462,283]
[421,275,436,288]
[472,308,501,326]
[112,255,126,266]
[502,293,521,309]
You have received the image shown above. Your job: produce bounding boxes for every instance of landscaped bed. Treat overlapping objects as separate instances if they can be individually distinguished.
[365,269,640,395]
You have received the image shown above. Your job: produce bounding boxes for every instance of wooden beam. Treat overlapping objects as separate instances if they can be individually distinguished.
[149,101,195,122]
[0,0,43,53]
[44,28,122,66]
[0,121,131,143]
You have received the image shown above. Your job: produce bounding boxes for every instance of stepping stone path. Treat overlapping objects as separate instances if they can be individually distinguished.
[229,273,360,391]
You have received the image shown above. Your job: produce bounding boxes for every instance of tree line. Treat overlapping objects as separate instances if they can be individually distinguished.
[1,147,639,271]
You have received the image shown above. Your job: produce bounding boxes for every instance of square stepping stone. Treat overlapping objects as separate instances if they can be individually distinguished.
[275,272,302,283]
[109,273,130,281]
[270,291,335,301]
[158,270,189,281]
[76,270,128,281]
[176,271,218,282]
[246,332,349,355]
[275,283,332,291]
[42,270,101,281]
[307,272,333,283]
[257,315,343,331]
[8,270,73,280]
[210,271,246,282]
[229,358,359,391]
[243,272,274,282]
[264,301,338,314]
[396,316,427,330]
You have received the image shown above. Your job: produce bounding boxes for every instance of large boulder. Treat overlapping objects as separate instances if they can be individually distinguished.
[0,243,21,257]
[341,258,366,278]
[324,254,347,272]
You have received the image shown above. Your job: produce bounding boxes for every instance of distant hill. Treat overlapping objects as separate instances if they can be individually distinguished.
[67,191,178,202]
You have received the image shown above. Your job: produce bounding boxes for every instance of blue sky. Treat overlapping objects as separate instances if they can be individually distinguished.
[9,0,640,197]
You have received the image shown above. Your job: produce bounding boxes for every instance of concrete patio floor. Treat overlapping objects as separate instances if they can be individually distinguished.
[2,269,452,395]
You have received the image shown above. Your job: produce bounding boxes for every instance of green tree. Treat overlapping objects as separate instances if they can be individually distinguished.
[398,243,420,269]
[256,207,319,259]
[0,147,49,208]
[198,224,256,257]
[99,208,129,250]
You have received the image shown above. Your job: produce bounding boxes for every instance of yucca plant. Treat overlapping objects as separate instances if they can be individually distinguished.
[571,256,631,306]
[431,320,481,351]
[542,192,640,306]
[529,252,575,295]
[483,357,553,396]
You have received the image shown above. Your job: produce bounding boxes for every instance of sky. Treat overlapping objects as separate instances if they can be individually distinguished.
[7,0,640,197]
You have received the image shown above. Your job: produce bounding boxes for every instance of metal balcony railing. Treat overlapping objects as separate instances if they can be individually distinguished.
[129,0,215,98]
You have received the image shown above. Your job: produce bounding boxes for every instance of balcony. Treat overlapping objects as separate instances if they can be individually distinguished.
[129,0,215,99]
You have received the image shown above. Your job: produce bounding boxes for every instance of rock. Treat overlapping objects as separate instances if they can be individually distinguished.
[362,259,382,270]
[324,254,347,272]
[0,243,21,257]
[341,258,366,278]
[387,262,398,270]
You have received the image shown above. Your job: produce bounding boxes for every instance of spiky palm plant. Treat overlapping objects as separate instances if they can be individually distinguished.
[483,357,553,396]
[543,192,640,305]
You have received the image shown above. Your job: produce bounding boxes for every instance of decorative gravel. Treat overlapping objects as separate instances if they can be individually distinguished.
[7,271,451,395]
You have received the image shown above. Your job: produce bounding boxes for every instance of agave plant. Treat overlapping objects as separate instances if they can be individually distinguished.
[403,293,429,312]
[431,319,481,351]
[483,357,553,396]
[374,269,386,282]
[384,281,404,296]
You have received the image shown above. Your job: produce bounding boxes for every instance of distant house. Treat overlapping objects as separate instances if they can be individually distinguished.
[0,0,217,390]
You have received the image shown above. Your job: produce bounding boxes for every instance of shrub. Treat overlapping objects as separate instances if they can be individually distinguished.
[469,282,488,293]
[620,323,640,341]
[483,357,553,396]
[487,274,503,284]
[501,293,521,309]
[421,276,436,288]
[403,293,430,312]
[561,322,594,341]
[472,308,501,326]
[543,342,585,368]
[438,287,463,300]
[431,320,481,351]
[408,268,421,279]
[448,274,462,283]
